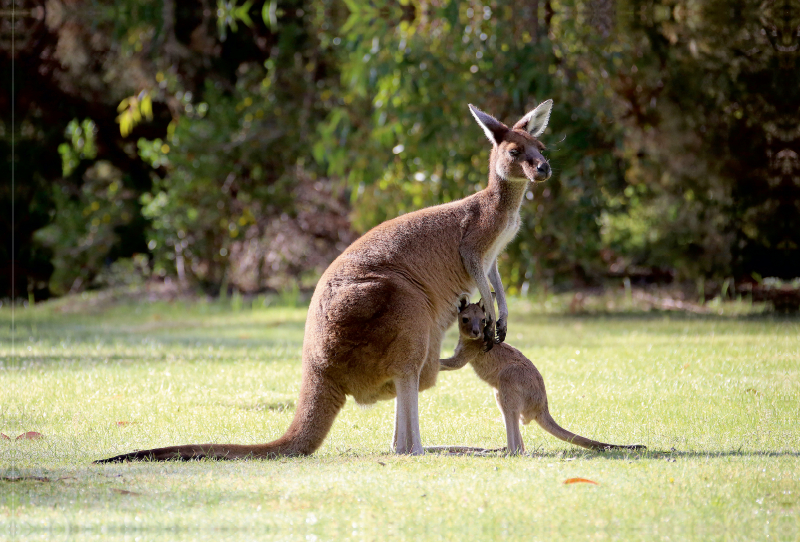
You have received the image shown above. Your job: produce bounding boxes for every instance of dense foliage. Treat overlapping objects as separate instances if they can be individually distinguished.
[3,0,798,300]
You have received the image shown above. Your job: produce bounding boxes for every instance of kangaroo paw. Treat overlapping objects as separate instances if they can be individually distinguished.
[482,318,495,352]
[494,317,507,344]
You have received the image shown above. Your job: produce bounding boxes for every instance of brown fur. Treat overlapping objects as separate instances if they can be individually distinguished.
[95,102,554,462]
[440,300,646,454]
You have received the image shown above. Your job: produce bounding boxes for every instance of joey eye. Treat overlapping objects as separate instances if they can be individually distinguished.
[462,317,469,324]
[481,319,486,324]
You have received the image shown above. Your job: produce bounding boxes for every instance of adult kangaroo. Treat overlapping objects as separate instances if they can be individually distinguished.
[96,100,554,462]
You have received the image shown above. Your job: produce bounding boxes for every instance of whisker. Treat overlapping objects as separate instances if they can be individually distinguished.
[545,134,568,152]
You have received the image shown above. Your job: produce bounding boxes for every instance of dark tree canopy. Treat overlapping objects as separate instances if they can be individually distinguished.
[2,0,798,301]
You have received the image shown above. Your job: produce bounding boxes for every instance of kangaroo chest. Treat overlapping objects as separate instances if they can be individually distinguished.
[469,354,503,388]
[484,210,521,273]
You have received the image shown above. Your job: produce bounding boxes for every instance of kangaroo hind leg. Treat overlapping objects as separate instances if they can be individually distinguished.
[389,321,433,455]
[393,372,424,455]
[495,389,524,455]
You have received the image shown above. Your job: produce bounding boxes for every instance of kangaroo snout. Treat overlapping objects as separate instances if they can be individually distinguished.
[536,161,551,178]
[532,160,551,181]
[521,159,551,182]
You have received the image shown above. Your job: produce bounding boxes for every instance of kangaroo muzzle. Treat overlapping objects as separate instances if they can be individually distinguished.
[470,322,482,338]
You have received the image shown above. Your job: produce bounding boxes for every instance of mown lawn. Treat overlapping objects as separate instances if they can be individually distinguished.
[1,295,798,540]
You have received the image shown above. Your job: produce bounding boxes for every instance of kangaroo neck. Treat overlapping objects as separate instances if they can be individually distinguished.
[456,336,487,361]
[456,336,503,385]
[486,169,529,215]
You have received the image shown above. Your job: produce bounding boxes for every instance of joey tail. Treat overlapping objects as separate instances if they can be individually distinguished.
[95,372,346,463]
[534,411,646,452]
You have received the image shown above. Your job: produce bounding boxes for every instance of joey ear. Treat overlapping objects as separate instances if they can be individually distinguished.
[457,294,469,313]
[514,99,553,137]
[468,104,508,146]
[477,297,486,310]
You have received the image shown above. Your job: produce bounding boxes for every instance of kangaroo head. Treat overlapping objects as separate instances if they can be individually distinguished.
[458,302,487,340]
[468,100,553,183]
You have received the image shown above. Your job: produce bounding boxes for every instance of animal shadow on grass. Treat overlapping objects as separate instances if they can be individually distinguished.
[651,449,800,459]
[422,446,800,459]
[86,447,800,463]
[422,445,644,458]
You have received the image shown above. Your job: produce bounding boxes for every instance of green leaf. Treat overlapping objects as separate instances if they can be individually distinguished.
[140,94,153,121]
[236,1,254,27]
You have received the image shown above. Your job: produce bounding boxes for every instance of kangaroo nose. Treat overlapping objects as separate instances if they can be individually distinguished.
[537,162,550,176]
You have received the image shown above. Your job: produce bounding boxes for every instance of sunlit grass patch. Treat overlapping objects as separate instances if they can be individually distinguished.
[1,299,798,540]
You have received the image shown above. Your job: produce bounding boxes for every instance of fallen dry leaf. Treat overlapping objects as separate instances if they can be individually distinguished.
[115,421,138,427]
[564,477,599,485]
[1,433,10,440]
[16,432,42,440]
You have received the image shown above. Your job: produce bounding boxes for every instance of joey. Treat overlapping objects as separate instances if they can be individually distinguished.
[441,299,645,455]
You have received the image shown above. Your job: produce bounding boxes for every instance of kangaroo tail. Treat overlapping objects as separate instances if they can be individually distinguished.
[534,410,646,452]
[95,370,346,463]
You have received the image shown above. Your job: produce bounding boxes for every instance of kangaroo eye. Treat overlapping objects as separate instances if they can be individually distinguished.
[462,317,469,324]
[509,149,520,157]
[481,319,486,324]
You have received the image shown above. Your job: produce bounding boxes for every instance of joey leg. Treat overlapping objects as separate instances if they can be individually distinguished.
[496,389,524,455]
[502,408,525,455]
[392,373,424,455]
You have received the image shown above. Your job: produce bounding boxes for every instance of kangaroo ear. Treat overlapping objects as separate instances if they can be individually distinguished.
[469,104,508,146]
[514,99,553,137]
[457,294,469,313]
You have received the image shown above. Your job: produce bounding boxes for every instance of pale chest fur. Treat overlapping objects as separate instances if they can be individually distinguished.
[483,208,521,274]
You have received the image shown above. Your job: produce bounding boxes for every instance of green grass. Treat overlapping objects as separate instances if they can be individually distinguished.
[2,296,799,540]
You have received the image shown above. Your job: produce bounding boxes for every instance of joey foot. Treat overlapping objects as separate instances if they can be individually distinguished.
[494,317,507,344]
[482,316,495,352]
